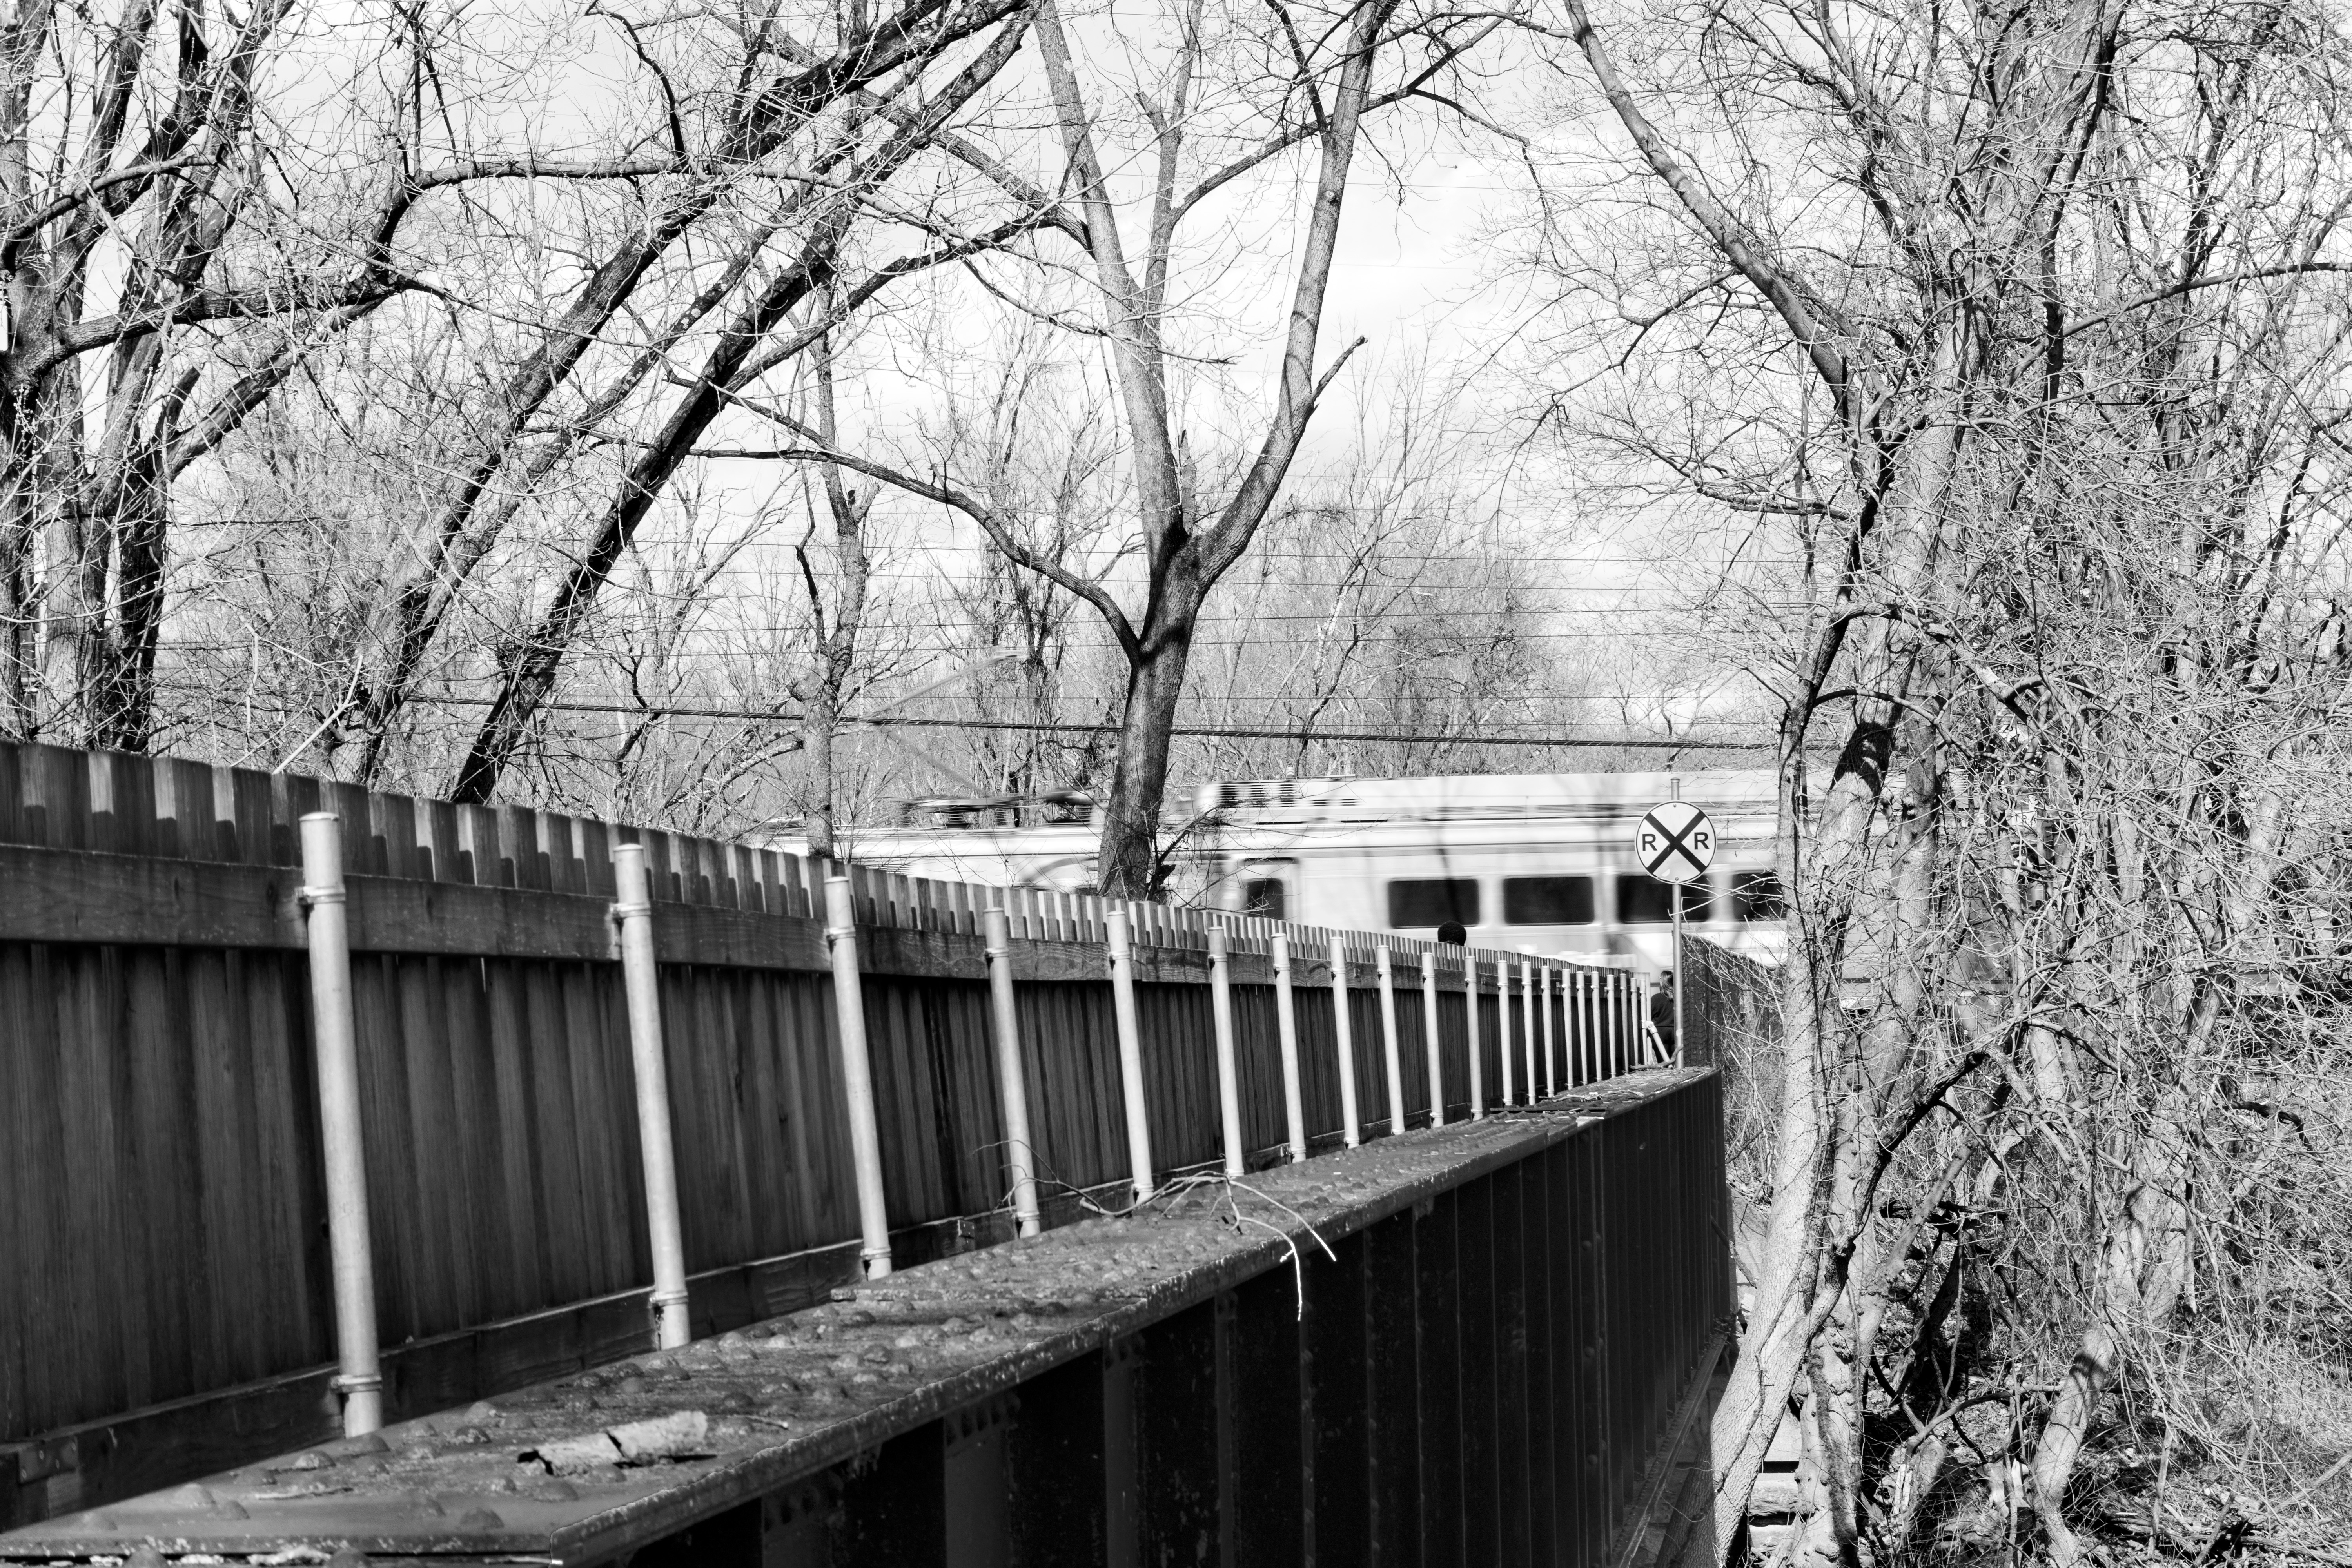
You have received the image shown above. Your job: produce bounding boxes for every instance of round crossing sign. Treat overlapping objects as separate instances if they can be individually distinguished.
[1635,801,1715,883]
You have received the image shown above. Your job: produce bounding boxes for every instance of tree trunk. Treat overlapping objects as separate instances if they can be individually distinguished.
[87,444,169,750]
[1097,624,1194,897]
[1706,717,1842,1559]
[2031,1142,2192,1564]
[0,481,28,733]
[793,323,869,863]
[802,688,840,859]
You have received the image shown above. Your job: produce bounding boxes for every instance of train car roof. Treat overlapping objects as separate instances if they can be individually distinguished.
[1197,769,1783,822]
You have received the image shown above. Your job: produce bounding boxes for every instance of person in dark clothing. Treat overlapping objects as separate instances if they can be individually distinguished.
[1648,975,1677,1060]
[1436,920,1468,947]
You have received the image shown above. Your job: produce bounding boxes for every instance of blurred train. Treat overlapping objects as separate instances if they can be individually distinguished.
[842,771,1787,973]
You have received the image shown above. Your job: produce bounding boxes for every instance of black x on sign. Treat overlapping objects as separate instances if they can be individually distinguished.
[1637,801,1715,884]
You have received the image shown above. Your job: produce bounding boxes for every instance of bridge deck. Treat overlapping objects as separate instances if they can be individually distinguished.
[0,1071,1718,1567]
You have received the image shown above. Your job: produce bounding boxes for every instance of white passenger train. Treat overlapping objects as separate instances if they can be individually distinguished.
[844,771,1787,975]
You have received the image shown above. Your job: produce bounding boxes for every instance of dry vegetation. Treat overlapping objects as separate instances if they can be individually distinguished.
[1527,0,2352,1557]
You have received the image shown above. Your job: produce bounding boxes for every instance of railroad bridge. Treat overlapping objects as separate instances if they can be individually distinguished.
[0,741,1733,1567]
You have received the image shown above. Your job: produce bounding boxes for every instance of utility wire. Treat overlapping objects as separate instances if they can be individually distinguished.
[421,694,1780,750]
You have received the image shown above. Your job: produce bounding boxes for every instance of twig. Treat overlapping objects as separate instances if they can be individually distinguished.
[1144,1170,1341,1318]
[2249,1538,2352,1568]
[2271,1446,2352,1517]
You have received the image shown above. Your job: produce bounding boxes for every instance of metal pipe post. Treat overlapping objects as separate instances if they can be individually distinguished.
[1421,949,1445,1128]
[613,844,691,1348]
[1376,946,1407,1134]
[1632,973,1644,1069]
[1374,949,1402,1133]
[1330,935,1362,1147]
[1107,909,1156,1202]
[1539,966,1557,1098]
[825,875,894,1279]
[1566,967,1584,1087]
[1592,971,1607,1080]
[1271,930,1308,1162]
[1605,972,1617,1076]
[299,812,383,1436]
[1602,971,1617,1076]
[1593,970,1608,1078]
[1611,972,1627,1076]
[1575,971,1590,1081]
[1637,976,1650,1064]
[1589,971,1603,1080]
[1673,895,1687,1068]
[1496,957,1516,1106]
[1626,973,1640,1071]
[1519,956,1538,1104]
[1467,955,1486,1119]
[983,905,1042,1238]
[1208,927,1245,1179]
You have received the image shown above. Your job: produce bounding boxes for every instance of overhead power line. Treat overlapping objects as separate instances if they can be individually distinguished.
[422,694,1780,750]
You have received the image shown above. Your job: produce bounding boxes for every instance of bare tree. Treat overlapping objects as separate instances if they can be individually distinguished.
[1520,0,2352,1559]
[434,5,1034,801]
[784,319,875,858]
[753,0,1507,892]
[0,0,452,747]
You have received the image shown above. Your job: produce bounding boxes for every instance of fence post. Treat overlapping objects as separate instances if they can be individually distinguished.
[1272,929,1308,1162]
[1422,948,1445,1128]
[1376,945,1406,1135]
[1540,965,1557,1100]
[1209,926,1245,1180]
[1519,955,1538,1104]
[1626,972,1638,1071]
[1496,957,1516,1106]
[1593,970,1608,1078]
[1581,968,1599,1081]
[612,844,691,1349]
[1603,971,1615,1078]
[298,812,383,1437]
[1600,970,1615,1077]
[1330,933,1362,1147]
[1107,909,1156,1203]
[1567,967,1585,1088]
[1646,973,1665,1072]
[1468,953,1486,1120]
[1624,972,1637,1073]
[983,904,1043,1238]
[1609,971,1626,1077]
[824,874,893,1280]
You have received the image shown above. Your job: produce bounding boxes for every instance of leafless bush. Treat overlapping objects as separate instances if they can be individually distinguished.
[1509,0,2352,1558]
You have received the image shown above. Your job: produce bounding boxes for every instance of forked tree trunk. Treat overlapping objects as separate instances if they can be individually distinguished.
[1096,627,1194,896]
[1706,720,1841,1560]
[1016,0,1391,894]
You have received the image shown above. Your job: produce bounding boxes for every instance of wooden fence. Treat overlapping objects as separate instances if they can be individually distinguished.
[0,739,1653,1524]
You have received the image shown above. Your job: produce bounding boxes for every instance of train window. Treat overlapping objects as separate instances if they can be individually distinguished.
[1615,876,1711,924]
[1733,870,1786,921]
[1503,875,1595,925]
[1387,877,1480,929]
[1243,878,1287,920]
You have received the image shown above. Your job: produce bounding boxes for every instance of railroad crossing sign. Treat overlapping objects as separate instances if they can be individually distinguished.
[1636,800,1715,884]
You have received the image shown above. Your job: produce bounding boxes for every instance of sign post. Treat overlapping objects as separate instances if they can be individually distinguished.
[1635,786,1715,1068]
